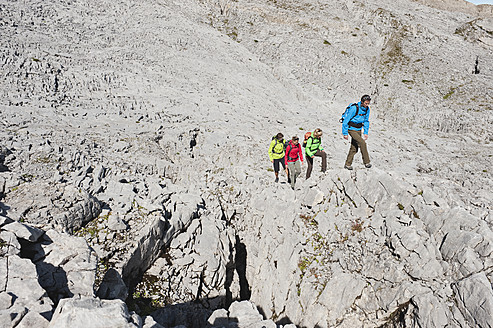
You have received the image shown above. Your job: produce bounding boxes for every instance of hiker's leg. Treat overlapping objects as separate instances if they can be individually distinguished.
[315,150,327,172]
[349,130,369,165]
[294,161,301,179]
[288,162,296,188]
[273,159,280,175]
[306,155,314,179]
[345,130,360,166]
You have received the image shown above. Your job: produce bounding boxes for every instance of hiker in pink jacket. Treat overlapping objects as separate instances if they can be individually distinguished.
[284,136,304,190]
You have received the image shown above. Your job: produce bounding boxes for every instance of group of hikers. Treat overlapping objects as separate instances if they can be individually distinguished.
[268,95,372,189]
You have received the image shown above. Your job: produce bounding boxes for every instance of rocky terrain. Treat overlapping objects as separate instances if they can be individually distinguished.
[0,0,492,327]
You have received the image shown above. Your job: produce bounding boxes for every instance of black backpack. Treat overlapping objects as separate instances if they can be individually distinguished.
[339,103,359,123]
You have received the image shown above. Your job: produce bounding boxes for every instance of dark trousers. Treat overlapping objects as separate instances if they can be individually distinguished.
[273,157,286,173]
[306,150,326,179]
[345,130,370,166]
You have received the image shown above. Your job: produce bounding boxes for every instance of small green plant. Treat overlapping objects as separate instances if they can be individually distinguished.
[402,79,414,83]
[323,40,331,45]
[443,89,455,100]
[32,57,40,62]
[267,168,274,172]
[397,203,405,210]
[341,50,348,55]
[0,238,6,248]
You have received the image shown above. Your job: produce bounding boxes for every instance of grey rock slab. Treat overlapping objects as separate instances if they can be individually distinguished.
[107,213,127,231]
[0,292,13,310]
[0,231,20,256]
[143,315,165,328]
[440,230,483,261]
[0,257,6,293]
[228,301,263,326]
[0,305,27,328]
[454,272,493,328]
[16,310,50,328]
[318,272,367,325]
[6,256,47,303]
[302,187,324,208]
[48,296,139,328]
[96,268,128,301]
[412,293,449,328]
[207,308,229,326]
[2,221,44,242]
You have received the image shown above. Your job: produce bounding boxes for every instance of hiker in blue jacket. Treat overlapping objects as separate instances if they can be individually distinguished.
[342,94,372,170]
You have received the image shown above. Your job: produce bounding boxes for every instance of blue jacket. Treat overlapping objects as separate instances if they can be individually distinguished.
[342,101,370,135]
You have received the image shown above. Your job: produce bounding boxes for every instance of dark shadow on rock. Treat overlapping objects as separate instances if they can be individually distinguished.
[0,202,11,218]
[147,297,228,328]
[235,235,251,301]
[19,234,73,308]
[96,268,128,301]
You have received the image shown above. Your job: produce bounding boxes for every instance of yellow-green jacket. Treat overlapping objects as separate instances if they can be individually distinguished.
[268,138,286,161]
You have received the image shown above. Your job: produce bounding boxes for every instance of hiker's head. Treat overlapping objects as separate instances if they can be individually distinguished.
[276,133,284,140]
[292,136,299,144]
[313,128,322,138]
[361,94,371,107]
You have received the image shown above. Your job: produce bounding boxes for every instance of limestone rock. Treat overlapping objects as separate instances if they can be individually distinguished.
[48,296,140,328]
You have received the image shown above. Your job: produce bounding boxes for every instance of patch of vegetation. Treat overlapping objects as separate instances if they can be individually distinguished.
[401,79,414,84]
[34,156,52,163]
[128,274,165,316]
[0,238,6,248]
[323,40,331,45]
[351,218,364,233]
[32,57,40,62]
[397,203,405,211]
[443,88,455,100]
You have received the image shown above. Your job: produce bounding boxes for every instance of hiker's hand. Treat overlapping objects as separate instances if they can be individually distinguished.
[271,160,273,163]
[363,134,368,140]
[343,135,348,140]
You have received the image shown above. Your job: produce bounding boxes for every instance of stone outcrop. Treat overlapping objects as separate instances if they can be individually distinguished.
[0,0,492,327]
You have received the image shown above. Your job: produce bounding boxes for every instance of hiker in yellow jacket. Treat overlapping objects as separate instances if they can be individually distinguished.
[268,133,288,183]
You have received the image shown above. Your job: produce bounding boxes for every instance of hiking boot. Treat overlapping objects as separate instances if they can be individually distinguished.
[275,177,279,183]
[365,163,372,168]
[344,165,353,170]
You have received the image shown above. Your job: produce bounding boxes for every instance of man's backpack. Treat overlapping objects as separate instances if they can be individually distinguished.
[339,103,360,124]
[271,136,287,154]
[302,132,312,148]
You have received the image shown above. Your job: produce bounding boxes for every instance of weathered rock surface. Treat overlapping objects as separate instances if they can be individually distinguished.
[0,0,492,327]
[48,296,140,328]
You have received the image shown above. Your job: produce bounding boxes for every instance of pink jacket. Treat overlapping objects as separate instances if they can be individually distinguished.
[284,141,304,166]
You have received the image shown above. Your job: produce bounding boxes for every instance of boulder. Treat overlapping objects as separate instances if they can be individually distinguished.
[48,296,140,328]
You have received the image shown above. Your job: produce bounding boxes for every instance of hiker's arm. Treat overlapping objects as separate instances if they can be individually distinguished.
[342,105,356,136]
[268,141,274,162]
[284,146,289,166]
[363,107,370,136]
[299,146,304,163]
